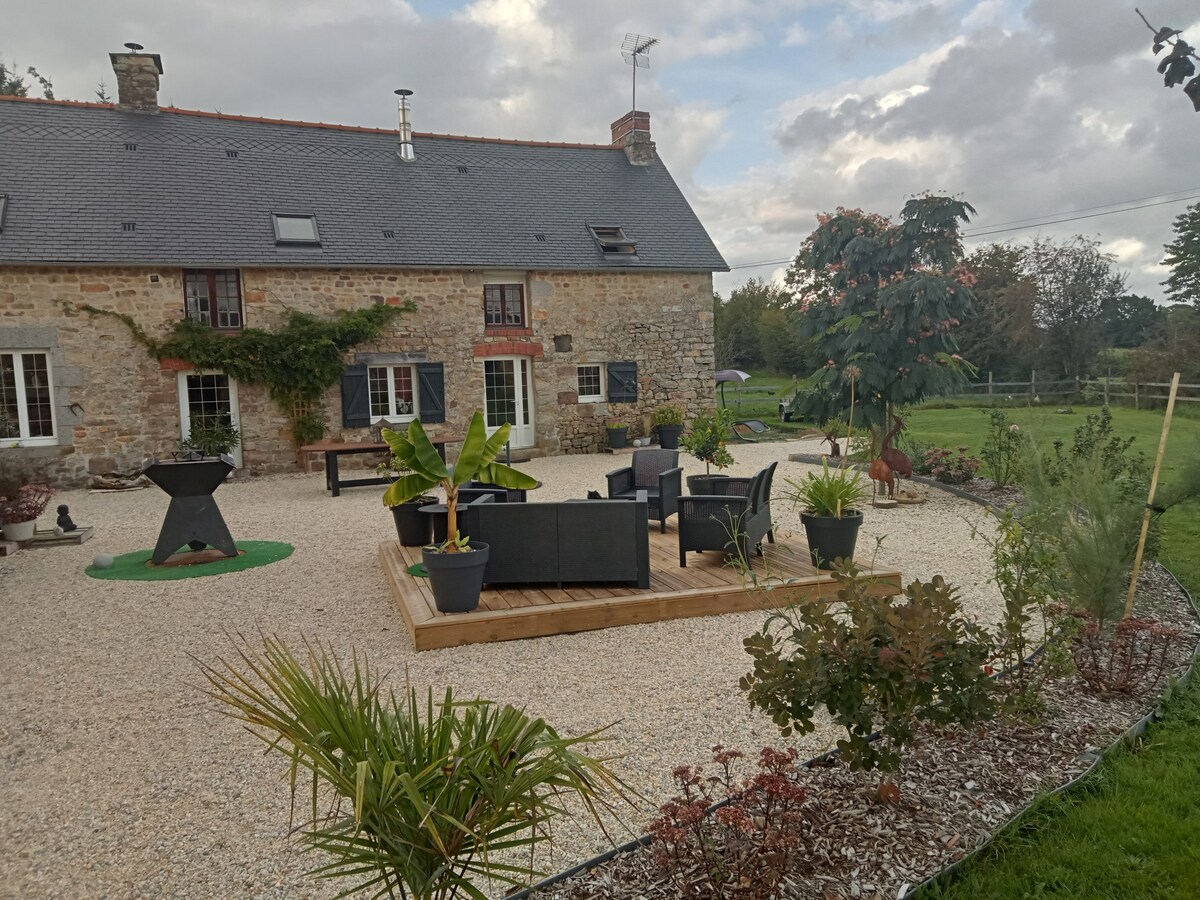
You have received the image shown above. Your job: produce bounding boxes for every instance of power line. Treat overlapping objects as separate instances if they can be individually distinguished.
[724,191,1200,272]
[961,187,1200,232]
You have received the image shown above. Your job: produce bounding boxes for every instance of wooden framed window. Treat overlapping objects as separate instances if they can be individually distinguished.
[184,269,243,330]
[367,365,419,422]
[0,350,56,446]
[577,364,604,402]
[484,283,526,327]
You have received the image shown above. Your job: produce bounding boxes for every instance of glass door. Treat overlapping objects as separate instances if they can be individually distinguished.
[483,357,534,448]
[177,372,243,467]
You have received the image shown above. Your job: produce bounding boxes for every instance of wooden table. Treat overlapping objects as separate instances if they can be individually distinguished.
[300,437,460,497]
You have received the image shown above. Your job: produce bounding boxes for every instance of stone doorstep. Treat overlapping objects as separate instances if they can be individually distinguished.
[0,540,18,557]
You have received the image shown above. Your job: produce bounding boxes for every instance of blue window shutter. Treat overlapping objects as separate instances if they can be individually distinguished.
[418,363,446,423]
[341,364,370,428]
[607,361,638,403]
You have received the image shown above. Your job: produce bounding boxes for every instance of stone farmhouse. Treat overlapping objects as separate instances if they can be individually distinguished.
[0,48,727,485]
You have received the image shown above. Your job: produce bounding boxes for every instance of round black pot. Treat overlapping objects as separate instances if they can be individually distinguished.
[686,473,730,495]
[657,424,684,450]
[422,541,489,613]
[391,502,432,546]
[607,427,629,449]
[800,509,863,570]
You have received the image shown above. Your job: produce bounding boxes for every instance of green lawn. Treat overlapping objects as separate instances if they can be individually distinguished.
[904,404,1200,898]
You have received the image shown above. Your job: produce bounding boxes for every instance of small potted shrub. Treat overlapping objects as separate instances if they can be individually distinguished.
[681,407,735,494]
[378,456,436,546]
[653,405,685,450]
[0,470,54,543]
[182,414,241,459]
[786,460,866,570]
[606,421,629,450]
[383,412,538,613]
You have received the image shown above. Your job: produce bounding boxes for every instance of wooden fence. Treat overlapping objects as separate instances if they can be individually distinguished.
[950,372,1200,407]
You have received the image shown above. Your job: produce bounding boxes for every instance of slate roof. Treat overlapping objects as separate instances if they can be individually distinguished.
[0,98,727,272]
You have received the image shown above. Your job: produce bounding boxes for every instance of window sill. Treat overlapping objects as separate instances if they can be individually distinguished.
[578,396,604,404]
[486,327,533,337]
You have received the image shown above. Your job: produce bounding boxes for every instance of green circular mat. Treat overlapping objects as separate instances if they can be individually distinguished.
[85,541,295,581]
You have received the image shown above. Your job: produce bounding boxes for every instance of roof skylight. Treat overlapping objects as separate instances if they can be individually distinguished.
[589,225,637,257]
[272,213,321,245]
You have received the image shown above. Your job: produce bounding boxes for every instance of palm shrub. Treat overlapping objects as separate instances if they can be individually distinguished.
[783,459,866,517]
[196,635,631,900]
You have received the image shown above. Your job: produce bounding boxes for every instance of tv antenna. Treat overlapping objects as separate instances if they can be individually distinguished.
[621,33,659,111]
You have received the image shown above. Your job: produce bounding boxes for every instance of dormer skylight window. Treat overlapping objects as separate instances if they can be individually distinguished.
[0,194,8,232]
[272,213,321,245]
[589,225,637,256]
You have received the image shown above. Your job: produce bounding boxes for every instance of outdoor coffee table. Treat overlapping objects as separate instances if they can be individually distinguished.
[142,457,238,565]
[301,436,462,497]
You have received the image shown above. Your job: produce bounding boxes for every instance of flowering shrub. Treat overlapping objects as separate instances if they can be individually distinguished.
[0,482,54,525]
[647,746,810,899]
[742,566,996,778]
[923,446,981,484]
[979,409,1027,488]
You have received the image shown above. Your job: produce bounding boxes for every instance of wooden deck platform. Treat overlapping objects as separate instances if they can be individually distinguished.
[379,528,903,650]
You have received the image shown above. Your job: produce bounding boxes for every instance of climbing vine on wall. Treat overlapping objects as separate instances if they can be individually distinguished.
[78,301,413,447]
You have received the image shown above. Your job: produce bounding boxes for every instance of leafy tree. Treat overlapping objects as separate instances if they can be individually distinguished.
[1162,202,1200,305]
[0,53,53,98]
[757,306,819,375]
[1137,8,1200,111]
[1026,236,1124,379]
[1099,293,1166,348]
[1128,303,1200,382]
[953,242,1041,380]
[713,277,794,370]
[785,196,978,436]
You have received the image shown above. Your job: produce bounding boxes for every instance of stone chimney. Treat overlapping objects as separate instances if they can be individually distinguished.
[610,110,656,166]
[109,44,163,114]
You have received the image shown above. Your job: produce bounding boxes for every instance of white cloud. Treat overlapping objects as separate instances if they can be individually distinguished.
[782,24,809,46]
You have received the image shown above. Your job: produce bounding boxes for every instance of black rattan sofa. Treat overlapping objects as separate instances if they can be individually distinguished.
[676,461,778,568]
[460,493,650,588]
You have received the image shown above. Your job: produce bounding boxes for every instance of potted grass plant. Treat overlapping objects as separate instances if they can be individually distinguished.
[681,407,735,494]
[653,404,685,449]
[786,460,866,570]
[383,412,538,613]
[606,421,629,450]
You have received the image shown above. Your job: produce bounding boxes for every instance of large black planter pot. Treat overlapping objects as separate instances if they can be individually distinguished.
[800,510,863,570]
[607,427,629,449]
[657,424,684,450]
[391,502,432,546]
[422,542,489,613]
[686,473,730,495]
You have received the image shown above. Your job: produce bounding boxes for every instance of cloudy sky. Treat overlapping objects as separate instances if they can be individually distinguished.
[6,0,1197,300]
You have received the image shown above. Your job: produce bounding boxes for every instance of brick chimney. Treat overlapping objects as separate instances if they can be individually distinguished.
[610,110,656,166]
[109,44,163,114]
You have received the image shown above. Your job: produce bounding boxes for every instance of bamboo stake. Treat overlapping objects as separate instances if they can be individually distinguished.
[1124,371,1181,618]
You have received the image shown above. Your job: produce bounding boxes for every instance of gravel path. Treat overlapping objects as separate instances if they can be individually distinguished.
[0,441,1001,898]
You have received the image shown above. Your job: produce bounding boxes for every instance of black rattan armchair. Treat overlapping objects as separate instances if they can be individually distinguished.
[606,448,683,533]
[677,461,778,568]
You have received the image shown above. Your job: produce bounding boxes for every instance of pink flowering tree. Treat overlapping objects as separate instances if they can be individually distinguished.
[785,195,979,439]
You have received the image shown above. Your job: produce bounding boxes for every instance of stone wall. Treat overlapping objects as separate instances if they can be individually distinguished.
[0,265,715,485]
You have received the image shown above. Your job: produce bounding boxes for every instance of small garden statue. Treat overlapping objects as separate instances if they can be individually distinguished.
[56,504,77,532]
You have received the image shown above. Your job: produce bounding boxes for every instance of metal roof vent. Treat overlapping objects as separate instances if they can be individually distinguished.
[394,89,415,162]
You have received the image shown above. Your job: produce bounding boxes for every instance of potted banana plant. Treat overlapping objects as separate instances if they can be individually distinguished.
[383,412,538,613]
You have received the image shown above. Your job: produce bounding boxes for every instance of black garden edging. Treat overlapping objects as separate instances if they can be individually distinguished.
[507,466,1200,900]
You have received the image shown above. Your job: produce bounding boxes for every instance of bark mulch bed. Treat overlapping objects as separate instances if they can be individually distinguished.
[523,564,1197,899]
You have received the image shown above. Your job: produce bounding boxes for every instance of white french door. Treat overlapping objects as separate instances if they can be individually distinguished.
[177,372,243,467]
[483,357,534,449]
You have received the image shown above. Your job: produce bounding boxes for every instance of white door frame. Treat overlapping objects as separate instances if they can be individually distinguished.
[176,371,243,467]
[483,356,535,449]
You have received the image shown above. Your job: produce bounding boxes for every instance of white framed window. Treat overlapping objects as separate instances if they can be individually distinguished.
[0,350,56,447]
[368,365,419,422]
[577,364,604,402]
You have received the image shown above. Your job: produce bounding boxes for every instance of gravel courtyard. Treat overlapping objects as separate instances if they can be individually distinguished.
[0,440,1002,898]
